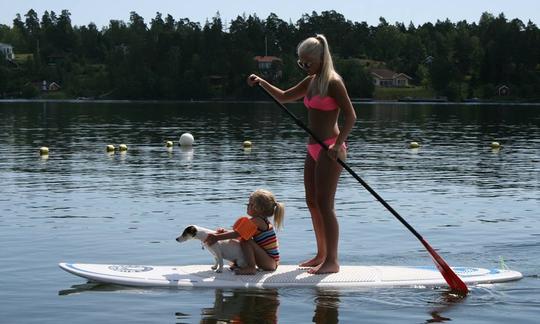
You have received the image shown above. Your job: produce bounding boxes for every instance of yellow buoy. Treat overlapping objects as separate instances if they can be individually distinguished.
[243,140,252,148]
[490,142,501,149]
[39,147,49,155]
[106,145,115,152]
[166,141,173,147]
[409,142,420,149]
[119,144,128,151]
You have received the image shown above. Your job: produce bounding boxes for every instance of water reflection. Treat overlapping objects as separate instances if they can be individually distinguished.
[58,282,123,296]
[200,288,279,323]
[57,282,472,324]
[198,288,342,324]
[179,146,194,161]
[313,289,340,324]
[424,291,465,323]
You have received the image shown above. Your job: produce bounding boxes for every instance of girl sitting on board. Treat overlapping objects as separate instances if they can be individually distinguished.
[247,34,356,274]
[204,189,285,275]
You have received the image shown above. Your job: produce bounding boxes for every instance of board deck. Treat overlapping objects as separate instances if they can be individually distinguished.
[59,263,522,289]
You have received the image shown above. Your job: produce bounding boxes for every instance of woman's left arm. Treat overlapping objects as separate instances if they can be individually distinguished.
[331,78,357,147]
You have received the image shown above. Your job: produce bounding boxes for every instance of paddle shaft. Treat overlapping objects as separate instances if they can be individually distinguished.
[258,84,468,294]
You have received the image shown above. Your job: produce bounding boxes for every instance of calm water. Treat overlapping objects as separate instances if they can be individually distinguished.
[0,101,539,323]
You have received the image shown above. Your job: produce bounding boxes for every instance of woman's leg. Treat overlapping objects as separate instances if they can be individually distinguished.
[308,149,345,274]
[299,153,327,267]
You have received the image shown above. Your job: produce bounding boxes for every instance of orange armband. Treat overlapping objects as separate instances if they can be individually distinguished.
[233,217,258,240]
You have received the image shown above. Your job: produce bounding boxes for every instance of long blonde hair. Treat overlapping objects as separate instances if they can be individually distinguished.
[297,34,338,97]
[249,189,285,230]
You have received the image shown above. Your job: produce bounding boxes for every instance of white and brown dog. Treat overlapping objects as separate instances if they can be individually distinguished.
[176,225,246,273]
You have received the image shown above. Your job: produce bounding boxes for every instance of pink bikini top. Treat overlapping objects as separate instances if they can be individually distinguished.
[303,95,339,111]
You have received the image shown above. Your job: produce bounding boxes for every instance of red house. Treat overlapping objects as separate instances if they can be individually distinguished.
[253,56,283,81]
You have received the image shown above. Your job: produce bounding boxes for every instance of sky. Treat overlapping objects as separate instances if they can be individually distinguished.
[1,0,538,28]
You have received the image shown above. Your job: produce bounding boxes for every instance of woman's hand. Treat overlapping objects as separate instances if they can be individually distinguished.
[247,74,262,87]
[216,227,226,233]
[327,143,345,161]
[204,233,218,246]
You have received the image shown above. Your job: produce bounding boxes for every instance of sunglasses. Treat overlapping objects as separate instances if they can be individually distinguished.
[297,59,313,70]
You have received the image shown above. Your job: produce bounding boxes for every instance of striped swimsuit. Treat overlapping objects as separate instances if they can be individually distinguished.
[253,218,280,262]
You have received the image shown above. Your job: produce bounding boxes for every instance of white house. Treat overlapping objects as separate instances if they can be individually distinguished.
[370,68,412,87]
[0,43,14,60]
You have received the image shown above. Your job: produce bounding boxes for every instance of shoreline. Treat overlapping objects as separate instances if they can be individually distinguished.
[1,98,539,106]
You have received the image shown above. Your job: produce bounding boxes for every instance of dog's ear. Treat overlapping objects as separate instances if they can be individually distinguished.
[185,225,197,237]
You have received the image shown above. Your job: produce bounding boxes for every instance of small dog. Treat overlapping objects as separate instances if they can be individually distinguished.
[176,225,247,273]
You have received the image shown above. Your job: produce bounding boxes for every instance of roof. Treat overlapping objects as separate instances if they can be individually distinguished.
[253,56,282,63]
[0,43,13,48]
[370,68,412,80]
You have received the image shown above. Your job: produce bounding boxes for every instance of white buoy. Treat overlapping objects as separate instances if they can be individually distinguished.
[106,145,115,152]
[409,142,420,149]
[491,142,501,149]
[39,147,49,155]
[243,140,252,148]
[166,141,174,147]
[179,133,194,146]
[119,144,128,151]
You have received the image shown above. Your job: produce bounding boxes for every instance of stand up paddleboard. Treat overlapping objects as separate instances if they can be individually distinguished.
[59,263,522,289]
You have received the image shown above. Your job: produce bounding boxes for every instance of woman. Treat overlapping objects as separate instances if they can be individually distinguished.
[247,34,356,274]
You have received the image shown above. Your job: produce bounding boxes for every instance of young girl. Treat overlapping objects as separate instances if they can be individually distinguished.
[247,34,356,274]
[204,189,284,275]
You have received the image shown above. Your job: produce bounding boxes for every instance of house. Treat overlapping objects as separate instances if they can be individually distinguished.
[370,68,412,87]
[48,82,62,92]
[497,85,510,96]
[0,43,14,60]
[253,56,283,81]
[26,80,62,92]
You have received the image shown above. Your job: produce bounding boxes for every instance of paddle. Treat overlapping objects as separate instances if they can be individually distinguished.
[257,83,469,295]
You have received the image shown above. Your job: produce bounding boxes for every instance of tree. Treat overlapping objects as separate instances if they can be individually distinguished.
[336,58,374,98]
[1,9,539,100]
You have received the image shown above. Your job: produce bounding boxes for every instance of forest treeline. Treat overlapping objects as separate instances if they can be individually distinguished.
[0,9,539,100]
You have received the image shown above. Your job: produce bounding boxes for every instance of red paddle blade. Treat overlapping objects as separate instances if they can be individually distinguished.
[421,239,469,294]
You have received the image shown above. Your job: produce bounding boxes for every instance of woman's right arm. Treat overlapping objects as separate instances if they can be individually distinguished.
[247,74,312,103]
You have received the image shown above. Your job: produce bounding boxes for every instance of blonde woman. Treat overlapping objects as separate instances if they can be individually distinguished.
[247,34,356,274]
[205,189,284,275]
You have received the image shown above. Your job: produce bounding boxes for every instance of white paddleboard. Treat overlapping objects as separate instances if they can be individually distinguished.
[59,263,522,289]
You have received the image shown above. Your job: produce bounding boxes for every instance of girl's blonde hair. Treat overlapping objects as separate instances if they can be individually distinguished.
[297,34,338,97]
[249,189,285,230]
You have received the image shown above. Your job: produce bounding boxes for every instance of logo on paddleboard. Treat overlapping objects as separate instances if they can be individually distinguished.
[108,265,153,273]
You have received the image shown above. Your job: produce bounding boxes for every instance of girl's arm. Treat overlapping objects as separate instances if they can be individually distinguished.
[247,74,312,103]
[204,230,240,246]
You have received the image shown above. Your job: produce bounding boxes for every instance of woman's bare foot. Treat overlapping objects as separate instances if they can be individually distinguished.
[234,266,257,275]
[299,256,325,267]
[307,261,339,274]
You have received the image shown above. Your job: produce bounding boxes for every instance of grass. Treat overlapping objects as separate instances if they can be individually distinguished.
[40,91,70,100]
[13,53,34,63]
[373,86,435,100]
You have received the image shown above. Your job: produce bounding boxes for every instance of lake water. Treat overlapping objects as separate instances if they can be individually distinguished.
[0,101,539,323]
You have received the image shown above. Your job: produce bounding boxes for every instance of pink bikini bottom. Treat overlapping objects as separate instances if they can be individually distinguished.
[307,137,347,161]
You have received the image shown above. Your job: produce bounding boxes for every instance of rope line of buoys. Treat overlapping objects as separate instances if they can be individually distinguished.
[38,137,504,156]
